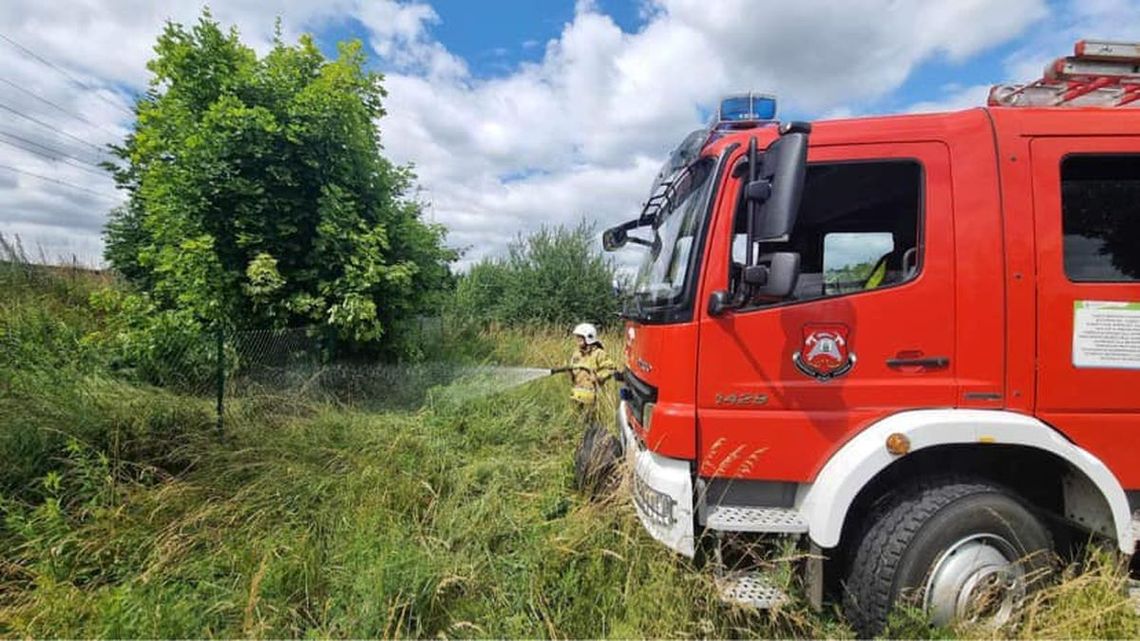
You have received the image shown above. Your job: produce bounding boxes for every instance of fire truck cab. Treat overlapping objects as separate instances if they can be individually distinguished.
[606,41,1140,636]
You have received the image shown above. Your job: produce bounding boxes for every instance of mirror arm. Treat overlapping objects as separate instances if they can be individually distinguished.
[614,218,643,233]
[745,136,759,268]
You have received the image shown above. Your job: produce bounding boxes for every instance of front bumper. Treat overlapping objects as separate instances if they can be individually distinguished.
[619,400,695,557]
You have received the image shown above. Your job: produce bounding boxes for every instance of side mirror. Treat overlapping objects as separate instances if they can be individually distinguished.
[711,253,801,317]
[707,290,732,317]
[603,221,656,252]
[752,252,801,299]
[746,122,811,242]
[603,226,628,251]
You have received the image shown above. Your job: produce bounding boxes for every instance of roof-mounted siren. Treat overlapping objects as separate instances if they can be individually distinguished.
[709,92,777,136]
[647,93,778,198]
[988,39,1140,108]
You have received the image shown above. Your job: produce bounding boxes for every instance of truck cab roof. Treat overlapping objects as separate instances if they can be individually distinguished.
[705,107,1140,160]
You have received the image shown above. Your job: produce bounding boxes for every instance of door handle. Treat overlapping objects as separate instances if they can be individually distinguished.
[886,356,950,369]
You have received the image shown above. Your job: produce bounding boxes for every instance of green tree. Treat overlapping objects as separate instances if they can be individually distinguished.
[103,11,455,356]
[452,220,619,328]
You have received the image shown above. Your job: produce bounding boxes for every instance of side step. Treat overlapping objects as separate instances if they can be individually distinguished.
[717,572,788,609]
[703,505,808,533]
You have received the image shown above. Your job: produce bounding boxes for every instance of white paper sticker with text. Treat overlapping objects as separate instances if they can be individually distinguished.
[1073,301,1140,370]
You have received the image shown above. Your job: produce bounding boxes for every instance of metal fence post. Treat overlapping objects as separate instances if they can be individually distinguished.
[216,324,225,438]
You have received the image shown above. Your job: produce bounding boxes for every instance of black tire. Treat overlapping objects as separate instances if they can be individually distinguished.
[843,477,1053,637]
[574,423,620,497]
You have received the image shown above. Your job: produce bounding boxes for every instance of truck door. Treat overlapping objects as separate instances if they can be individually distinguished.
[1030,138,1140,489]
[695,142,957,482]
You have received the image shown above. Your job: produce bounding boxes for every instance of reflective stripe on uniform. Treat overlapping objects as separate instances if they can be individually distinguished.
[572,387,596,403]
[568,345,615,404]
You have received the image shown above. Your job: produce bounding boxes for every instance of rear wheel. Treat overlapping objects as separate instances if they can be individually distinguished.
[843,477,1053,637]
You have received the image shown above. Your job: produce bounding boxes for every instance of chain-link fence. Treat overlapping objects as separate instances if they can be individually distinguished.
[4,235,524,439]
[139,320,488,435]
[4,234,556,439]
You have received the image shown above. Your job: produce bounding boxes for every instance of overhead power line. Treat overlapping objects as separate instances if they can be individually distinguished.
[0,76,123,139]
[0,162,120,203]
[0,30,134,118]
[0,136,111,180]
[0,101,109,156]
[0,129,106,169]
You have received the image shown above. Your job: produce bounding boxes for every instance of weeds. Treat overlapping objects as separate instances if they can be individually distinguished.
[1007,548,1140,639]
[2,261,1139,638]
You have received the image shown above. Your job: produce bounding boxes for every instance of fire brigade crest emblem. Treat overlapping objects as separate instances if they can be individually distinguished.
[793,324,856,381]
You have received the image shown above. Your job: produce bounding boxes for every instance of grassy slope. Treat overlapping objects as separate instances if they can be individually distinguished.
[1,265,1138,638]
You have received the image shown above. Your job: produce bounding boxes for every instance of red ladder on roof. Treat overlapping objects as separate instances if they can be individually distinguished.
[988,39,1140,108]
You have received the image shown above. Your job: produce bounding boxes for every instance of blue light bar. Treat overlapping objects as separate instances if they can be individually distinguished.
[714,92,777,126]
[648,91,779,198]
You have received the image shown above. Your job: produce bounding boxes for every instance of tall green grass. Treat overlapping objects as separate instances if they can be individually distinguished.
[0,367,811,636]
[2,259,796,637]
[2,256,1139,638]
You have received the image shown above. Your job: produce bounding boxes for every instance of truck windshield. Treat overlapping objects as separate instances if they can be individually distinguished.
[631,157,716,308]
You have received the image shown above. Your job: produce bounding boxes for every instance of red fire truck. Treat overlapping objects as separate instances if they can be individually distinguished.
[604,40,1140,635]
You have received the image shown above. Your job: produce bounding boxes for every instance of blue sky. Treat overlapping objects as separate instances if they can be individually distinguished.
[431,0,643,69]
[343,1,645,75]
[2,0,1139,267]
[314,0,1037,117]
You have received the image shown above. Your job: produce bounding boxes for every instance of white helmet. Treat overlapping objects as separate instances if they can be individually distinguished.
[572,322,599,346]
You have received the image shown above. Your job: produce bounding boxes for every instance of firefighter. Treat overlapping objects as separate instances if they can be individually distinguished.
[564,322,620,495]
[566,322,616,419]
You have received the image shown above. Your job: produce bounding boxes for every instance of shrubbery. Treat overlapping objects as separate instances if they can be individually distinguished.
[451,221,620,330]
[102,12,455,361]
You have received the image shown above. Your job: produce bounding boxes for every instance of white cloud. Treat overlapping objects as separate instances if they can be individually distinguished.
[357,0,467,79]
[377,0,1049,267]
[819,106,856,120]
[0,0,1089,271]
[0,0,367,264]
[1003,0,1140,83]
[0,43,126,262]
[905,84,994,114]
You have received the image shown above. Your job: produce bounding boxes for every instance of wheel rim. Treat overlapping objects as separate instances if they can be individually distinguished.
[922,533,1025,629]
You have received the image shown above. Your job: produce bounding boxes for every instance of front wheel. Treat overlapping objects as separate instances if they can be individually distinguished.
[843,477,1053,637]
[573,422,620,497]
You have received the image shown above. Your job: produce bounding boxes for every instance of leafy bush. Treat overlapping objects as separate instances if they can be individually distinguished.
[0,262,213,499]
[451,221,619,329]
[86,288,216,391]
[102,11,456,359]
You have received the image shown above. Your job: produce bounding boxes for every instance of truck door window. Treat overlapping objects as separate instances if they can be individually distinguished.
[823,232,894,295]
[1061,155,1140,282]
[731,159,922,305]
